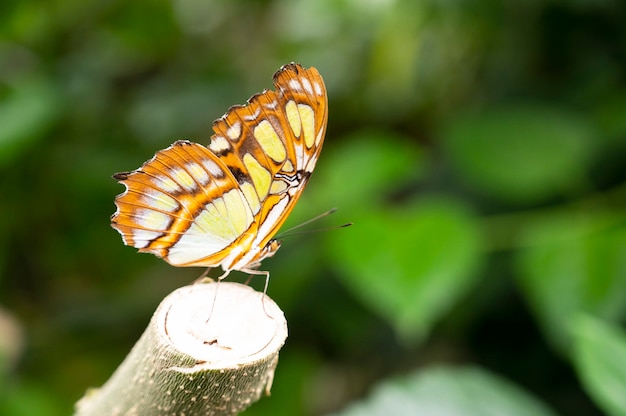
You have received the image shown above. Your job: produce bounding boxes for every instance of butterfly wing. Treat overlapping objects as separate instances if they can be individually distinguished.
[209,63,328,269]
[111,63,328,271]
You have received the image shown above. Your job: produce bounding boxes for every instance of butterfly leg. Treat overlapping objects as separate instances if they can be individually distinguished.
[259,270,273,319]
[241,268,273,318]
[205,277,221,324]
[243,273,258,286]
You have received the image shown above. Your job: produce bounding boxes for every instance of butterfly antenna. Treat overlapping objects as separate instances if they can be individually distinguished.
[277,208,351,239]
[280,223,352,238]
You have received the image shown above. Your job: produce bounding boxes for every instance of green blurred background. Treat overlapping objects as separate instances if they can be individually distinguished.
[2,0,626,415]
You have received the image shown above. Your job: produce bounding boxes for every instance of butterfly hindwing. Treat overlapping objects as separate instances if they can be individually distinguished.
[209,64,328,249]
[112,140,255,267]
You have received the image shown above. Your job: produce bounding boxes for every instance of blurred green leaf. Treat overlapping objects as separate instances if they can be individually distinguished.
[516,212,626,351]
[105,0,179,55]
[440,105,595,203]
[0,381,66,416]
[242,349,322,416]
[572,315,626,416]
[331,366,557,416]
[328,198,483,342]
[0,75,61,167]
[366,1,423,119]
[593,90,626,145]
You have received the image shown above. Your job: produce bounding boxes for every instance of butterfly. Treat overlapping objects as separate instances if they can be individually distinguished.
[111,63,328,280]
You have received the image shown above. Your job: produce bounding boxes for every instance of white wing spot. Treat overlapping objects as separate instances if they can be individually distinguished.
[314,81,323,96]
[209,136,230,154]
[226,122,241,141]
[170,167,197,191]
[265,99,279,110]
[131,229,161,249]
[244,107,262,121]
[153,175,180,193]
[185,162,210,186]
[301,78,313,95]
[295,145,305,170]
[305,154,318,173]
[288,79,302,92]
[316,126,324,146]
[202,158,224,178]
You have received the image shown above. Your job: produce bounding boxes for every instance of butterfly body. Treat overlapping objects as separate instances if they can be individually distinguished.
[111,64,327,278]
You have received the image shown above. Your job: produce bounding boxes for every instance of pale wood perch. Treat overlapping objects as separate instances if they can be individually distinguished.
[75,281,288,416]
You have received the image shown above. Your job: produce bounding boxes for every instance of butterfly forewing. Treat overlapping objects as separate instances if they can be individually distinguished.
[111,63,327,274]
[210,64,328,253]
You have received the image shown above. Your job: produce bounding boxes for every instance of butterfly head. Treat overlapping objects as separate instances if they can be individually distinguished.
[257,239,281,264]
[232,239,281,274]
